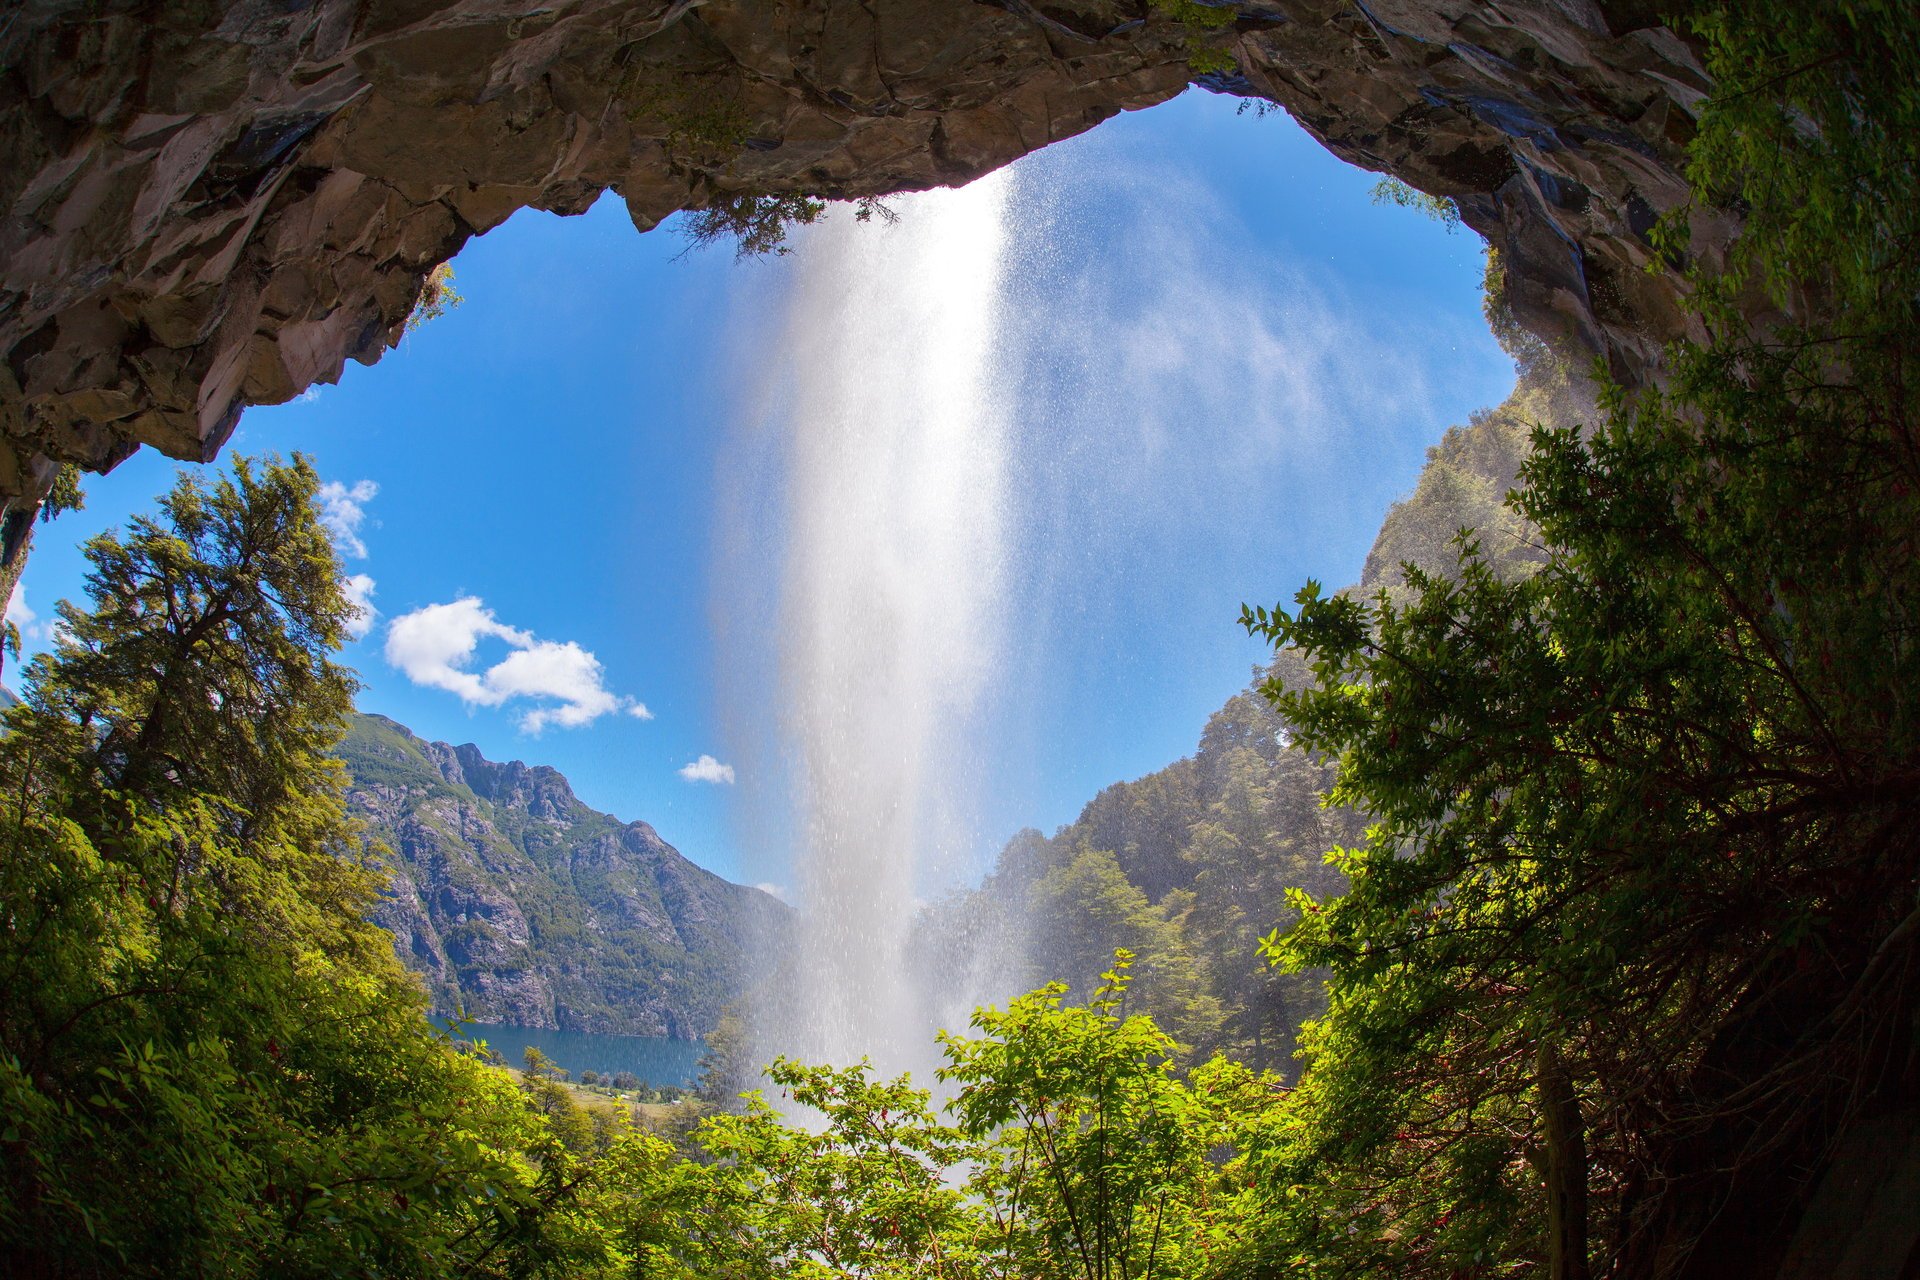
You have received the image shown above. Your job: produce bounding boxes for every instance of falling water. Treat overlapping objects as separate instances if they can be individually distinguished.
[717,110,1500,1080]
[730,174,1016,1072]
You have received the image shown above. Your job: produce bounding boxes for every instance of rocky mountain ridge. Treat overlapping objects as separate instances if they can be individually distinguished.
[341,712,785,1037]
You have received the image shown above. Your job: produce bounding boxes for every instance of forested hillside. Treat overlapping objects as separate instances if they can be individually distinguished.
[917,362,1591,1071]
[341,714,787,1038]
[4,7,1912,1275]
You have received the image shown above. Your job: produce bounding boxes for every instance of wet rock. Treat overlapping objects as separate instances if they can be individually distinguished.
[3,0,1722,598]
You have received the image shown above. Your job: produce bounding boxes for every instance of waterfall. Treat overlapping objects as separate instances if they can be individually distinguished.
[713,112,1490,1081]
[725,173,1015,1073]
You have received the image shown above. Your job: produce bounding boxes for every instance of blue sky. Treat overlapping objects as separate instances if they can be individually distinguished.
[7,89,1510,888]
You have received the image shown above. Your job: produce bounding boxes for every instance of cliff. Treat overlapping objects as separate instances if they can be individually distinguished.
[2,0,1727,601]
[921,362,1578,1068]
[340,712,786,1036]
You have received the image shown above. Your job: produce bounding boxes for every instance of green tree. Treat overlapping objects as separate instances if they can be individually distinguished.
[941,953,1271,1280]
[696,1006,755,1108]
[604,956,1273,1280]
[1369,177,1461,232]
[1234,6,1920,1273]
[1025,846,1224,1054]
[0,455,631,1277]
[407,262,463,330]
[681,194,897,259]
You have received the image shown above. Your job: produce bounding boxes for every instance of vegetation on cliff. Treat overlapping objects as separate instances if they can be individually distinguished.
[1235,5,1920,1272]
[0,4,1913,1277]
[914,358,1578,1076]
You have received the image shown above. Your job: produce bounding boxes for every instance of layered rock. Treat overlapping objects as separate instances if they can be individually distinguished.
[341,712,789,1037]
[3,0,1720,597]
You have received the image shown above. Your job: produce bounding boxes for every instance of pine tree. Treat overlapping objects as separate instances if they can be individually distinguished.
[0,456,552,1277]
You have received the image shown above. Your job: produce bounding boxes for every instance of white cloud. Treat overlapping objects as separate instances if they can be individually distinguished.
[6,583,36,634]
[5,582,54,653]
[384,596,646,732]
[754,882,789,902]
[486,641,619,732]
[318,479,378,560]
[678,754,736,785]
[342,573,378,640]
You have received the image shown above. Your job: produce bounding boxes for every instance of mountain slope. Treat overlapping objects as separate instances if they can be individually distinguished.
[915,363,1590,1070]
[340,714,785,1037]
[1359,362,1585,597]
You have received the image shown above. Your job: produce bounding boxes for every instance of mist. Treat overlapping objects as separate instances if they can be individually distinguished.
[711,107,1508,1079]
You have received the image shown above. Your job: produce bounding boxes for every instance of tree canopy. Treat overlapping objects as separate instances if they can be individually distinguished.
[1237,4,1920,1272]
[5,4,1916,1276]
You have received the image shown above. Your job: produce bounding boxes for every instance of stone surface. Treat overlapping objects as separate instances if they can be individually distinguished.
[341,712,789,1037]
[1774,1107,1920,1280]
[3,0,1720,580]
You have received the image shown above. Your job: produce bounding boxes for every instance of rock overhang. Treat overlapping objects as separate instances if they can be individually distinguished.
[1,0,1724,594]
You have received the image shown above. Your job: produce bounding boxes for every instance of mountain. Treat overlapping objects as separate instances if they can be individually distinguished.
[1359,359,1583,598]
[339,714,786,1038]
[915,362,1590,1071]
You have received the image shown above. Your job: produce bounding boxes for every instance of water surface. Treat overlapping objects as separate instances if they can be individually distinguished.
[439,1019,704,1085]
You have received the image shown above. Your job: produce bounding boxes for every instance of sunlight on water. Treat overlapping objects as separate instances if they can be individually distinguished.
[727,173,1018,1077]
[716,120,1498,1089]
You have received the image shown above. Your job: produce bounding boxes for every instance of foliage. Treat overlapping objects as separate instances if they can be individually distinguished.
[1149,0,1240,76]
[681,193,898,259]
[615,54,763,170]
[9,10,1909,1279]
[915,374,1561,1074]
[1235,5,1920,1274]
[682,193,828,258]
[696,1006,756,1107]
[1368,177,1461,233]
[940,953,1269,1280]
[407,263,463,331]
[599,954,1277,1280]
[41,463,84,524]
[1480,247,1555,376]
[1371,175,1557,377]
[1359,364,1586,599]
[1023,846,1226,1054]
[1671,1,1920,327]
[687,1059,978,1278]
[0,456,655,1278]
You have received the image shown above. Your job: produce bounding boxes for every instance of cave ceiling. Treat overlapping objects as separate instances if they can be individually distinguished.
[1,0,1725,580]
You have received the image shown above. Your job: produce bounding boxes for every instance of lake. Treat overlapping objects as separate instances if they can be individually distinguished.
[437,1019,706,1086]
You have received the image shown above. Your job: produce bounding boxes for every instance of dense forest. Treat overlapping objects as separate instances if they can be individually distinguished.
[1,4,1915,1277]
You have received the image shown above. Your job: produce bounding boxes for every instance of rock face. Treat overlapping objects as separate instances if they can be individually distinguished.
[340,712,788,1037]
[3,0,1721,593]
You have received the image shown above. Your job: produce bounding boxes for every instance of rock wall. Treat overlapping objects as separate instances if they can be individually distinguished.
[341,712,790,1037]
[3,0,1720,594]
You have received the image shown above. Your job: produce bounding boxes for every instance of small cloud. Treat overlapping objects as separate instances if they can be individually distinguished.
[318,479,378,559]
[627,703,655,721]
[297,386,323,404]
[342,573,377,640]
[384,596,647,732]
[678,754,736,785]
[6,583,36,633]
[754,882,789,902]
[5,582,53,653]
